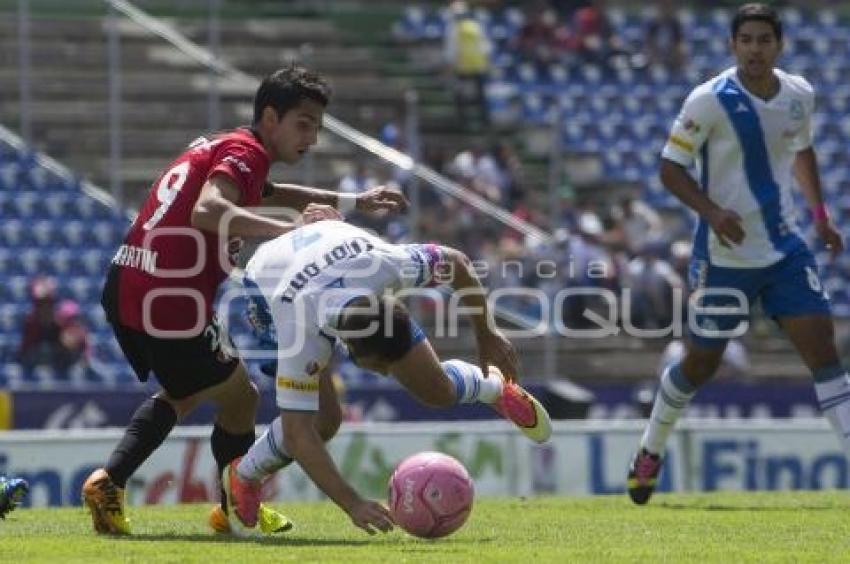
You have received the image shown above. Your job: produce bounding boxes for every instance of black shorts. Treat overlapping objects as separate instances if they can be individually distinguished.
[102,265,238,399]
[110,318,238,400]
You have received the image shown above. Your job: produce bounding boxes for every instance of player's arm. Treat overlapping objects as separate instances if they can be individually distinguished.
[280,410,393,534]
[794,147,844,256]
[439,246,519,381]
[659,159,744,248]
[192,174,340,238]
[263,181,408,215]
[192,173,296,238]
[660,88,745,247]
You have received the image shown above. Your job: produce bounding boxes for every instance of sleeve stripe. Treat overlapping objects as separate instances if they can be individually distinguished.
[669,135,694,153]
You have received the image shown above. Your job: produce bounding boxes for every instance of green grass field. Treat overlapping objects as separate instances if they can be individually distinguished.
[3,492,849,563]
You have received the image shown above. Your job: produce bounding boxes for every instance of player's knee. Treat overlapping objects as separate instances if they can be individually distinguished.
[242,380,260,410]
[158,393,197,419]
[221,379,259,415]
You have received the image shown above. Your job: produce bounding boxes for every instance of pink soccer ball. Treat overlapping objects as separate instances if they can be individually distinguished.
[387,451,474,539]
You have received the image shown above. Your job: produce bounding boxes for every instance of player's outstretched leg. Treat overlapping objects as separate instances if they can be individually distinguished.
[439,360,552,444]
[626,448,663,505]
[0,477,29,519]
[81,468,131,534]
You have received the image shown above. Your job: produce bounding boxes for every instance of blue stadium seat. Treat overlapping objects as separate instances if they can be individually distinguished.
[60,220,88,248]
[0,303,26,334]
[80,249,110,277]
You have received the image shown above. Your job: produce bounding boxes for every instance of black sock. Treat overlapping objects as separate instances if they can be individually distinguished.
[105,397,177,488]
[211,424,256,511]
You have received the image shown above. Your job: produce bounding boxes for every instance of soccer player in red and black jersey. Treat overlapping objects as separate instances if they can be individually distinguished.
[81,64,407,535]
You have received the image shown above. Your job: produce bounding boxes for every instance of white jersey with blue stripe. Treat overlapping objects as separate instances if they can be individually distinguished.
[661,66,815,268]
[245,221,442,331]
[242,221,443,411]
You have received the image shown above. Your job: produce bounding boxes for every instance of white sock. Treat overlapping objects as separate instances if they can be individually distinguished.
[640,362,697,456]
[813,365,850,457]
[236,416,293,482]
[442,359,503,404]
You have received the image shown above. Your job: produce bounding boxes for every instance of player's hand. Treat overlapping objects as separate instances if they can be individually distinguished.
[298,203,343,225]
[815,220,844,258]
[706,208,745,247]
[347,499,395,535]
[476,328,519,382]
[356,186,409,214]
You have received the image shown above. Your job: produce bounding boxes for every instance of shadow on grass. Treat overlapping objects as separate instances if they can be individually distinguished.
[116,534,496,546]
[115,534,373,546]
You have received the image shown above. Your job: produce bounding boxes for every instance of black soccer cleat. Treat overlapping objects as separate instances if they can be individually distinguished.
[626,448,662,505]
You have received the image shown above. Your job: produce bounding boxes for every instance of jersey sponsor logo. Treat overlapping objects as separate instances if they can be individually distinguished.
[112,244,158,274]
[276,376,319,392]
[188,136,223,151]
[683,119,701,134]
[669,135,694,153]
[223,155,251,174]
[280,237,375,303]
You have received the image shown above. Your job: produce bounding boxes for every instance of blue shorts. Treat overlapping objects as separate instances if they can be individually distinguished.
[688,248,831,349]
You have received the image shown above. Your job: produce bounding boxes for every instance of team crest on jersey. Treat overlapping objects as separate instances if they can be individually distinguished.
[683,119,701,133]
[789,99,804,120]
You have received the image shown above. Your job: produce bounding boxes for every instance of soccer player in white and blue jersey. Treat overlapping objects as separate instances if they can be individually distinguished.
[219,220,552,535]
[628,3,847,504]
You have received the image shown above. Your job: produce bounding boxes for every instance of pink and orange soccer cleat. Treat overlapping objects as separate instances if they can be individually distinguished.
[221,457,263,537]
[489,367,552,444]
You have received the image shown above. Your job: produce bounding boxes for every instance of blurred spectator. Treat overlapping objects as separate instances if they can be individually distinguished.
[443,1,492,127]
[17,276,59,371]
[610,196,664,256]
[566,0,631,71]
[560,211,619,328]
[54,299,90,370]
[624,242,684,329]
[449,144,502,203]
[514,2,563,65]
[644,0,686,72]
[17,276,89,373]
[339,160,379,196]
[492,141,526,207]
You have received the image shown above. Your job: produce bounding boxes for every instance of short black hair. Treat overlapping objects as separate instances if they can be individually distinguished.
[337,296,412,363]
[731,3,782,41]
[252,63,331,125]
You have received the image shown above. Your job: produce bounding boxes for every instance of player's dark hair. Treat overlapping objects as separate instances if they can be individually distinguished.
[731,3,782,41]
[337,296,412,363]
[252,63,331,125]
